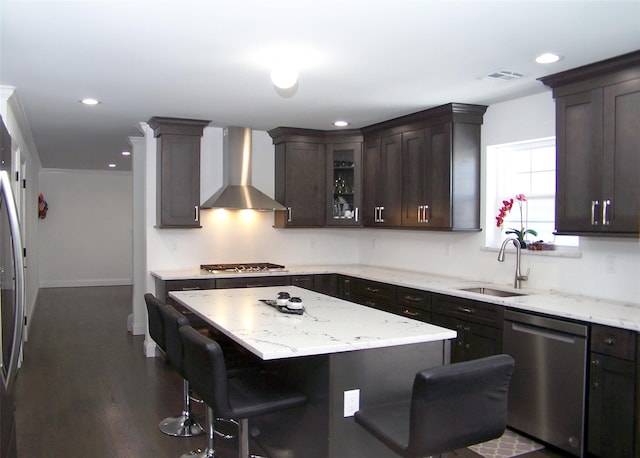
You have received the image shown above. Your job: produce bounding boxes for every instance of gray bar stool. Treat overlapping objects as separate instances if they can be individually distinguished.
[354,354,515,458]
[157,303,206,437]
[144,293,201,436]
[179,325,308,458]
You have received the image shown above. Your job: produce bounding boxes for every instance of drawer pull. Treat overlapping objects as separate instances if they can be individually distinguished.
[402,309,420,317]
[403,295,422,303]
[456,306,474,314]
[364,286,380,294]
[604,337,615,346]
[181,287,201,291]
[365,301,377,307]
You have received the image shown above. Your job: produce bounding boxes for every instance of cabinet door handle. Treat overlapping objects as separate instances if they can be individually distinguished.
[287,207,292,222]
[456,306,474,314]
[194,206,199,222]
[354,207,359,222]
[423,204,430,223]
[379,206,385,223]
[402,309,420,317]
[602,199,611,225]
[591,200,600,226]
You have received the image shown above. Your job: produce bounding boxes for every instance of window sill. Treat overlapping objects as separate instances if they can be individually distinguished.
[481,246,582,259]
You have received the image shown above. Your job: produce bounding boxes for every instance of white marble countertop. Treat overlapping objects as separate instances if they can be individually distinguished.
[153,264,640,332]
[169,286,457,360]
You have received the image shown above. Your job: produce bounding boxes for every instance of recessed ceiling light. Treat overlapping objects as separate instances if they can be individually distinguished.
[334,120,349,127]
[80,98,100,105]
[121,151,131,156]
[108,163,116,168]
[535,53,562,64]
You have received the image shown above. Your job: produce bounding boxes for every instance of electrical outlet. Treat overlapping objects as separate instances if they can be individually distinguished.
[344,389,360,417]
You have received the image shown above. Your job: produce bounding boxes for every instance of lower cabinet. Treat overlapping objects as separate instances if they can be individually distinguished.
[215,276,290,289]
[388,287,431,322]
[290,273,338,296]
[351,278,396,310]
[588,324,638,457]
[155,278,217,328]
[431,293,503,363]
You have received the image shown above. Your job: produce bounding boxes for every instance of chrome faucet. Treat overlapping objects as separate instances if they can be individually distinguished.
[498,237,529,289]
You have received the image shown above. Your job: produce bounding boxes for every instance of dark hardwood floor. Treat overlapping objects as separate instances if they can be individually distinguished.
[14,286,570,458]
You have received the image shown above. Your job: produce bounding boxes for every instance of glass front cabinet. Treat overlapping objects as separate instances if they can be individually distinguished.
[326,140,362,226]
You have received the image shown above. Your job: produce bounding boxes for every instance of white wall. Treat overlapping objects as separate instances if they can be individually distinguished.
[38,169,133,287]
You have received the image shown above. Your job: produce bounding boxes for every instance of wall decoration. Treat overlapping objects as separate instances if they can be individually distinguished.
[38,193,48,219]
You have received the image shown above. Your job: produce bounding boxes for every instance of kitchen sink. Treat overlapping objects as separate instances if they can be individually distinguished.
[457,286,527,297]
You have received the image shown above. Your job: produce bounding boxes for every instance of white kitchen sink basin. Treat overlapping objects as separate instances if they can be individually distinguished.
[457,286,527,298]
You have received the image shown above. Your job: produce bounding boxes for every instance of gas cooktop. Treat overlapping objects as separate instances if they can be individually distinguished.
[200,263,286,274]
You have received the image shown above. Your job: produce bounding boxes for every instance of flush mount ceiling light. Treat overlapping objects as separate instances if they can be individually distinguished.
[80,98,100,105]
[121,151,131,156]
[270,59,298,89]
[536,53,562,64]
[108,163,116,168]
[334,120,349,127]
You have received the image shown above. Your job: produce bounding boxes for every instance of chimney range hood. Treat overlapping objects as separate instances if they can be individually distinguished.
[200,126,286,211]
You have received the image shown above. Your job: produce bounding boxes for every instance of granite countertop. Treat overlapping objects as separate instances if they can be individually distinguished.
[152,264,640,332]
[169,286,456,360]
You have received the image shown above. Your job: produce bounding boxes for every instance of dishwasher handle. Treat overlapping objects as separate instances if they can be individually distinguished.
[508,321,578,344]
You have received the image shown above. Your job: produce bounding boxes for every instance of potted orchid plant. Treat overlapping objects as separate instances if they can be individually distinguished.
[496,193,537,248]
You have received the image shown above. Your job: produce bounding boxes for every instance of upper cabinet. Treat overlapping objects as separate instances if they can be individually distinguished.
[269,128,327,227]
[270,103,486,231]
[362,103,487,231]
[540,51,640,236]
[325,131,364,227]
[362,133,403,227]
[148,117,210,228]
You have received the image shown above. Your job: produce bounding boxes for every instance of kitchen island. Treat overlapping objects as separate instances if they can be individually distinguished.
[170,286,456,458]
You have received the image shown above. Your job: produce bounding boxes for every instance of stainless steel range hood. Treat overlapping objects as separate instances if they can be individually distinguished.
[200,126,285,210]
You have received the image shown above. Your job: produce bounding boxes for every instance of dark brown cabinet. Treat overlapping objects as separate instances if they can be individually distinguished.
[431,293,503,363]
[587,325,638,457]
[351,278,396,310]
[326,137,363,226]
[540,51,640,236]
[215,276,290,289]
[291,273,338,296]
[362,103,486,230]
[402,113,485,230]
[269,128,326,227]
[389,287,431,322]
[362,133,403,227]
[148,117,210,228]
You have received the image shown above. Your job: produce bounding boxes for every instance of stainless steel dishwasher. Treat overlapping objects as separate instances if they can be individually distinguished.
[504,309,588,457]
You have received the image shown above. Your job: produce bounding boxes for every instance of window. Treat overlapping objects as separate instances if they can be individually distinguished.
[486,137,578,248]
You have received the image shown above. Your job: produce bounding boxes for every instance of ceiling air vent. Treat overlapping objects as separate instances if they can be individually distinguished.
[482,70,525,81]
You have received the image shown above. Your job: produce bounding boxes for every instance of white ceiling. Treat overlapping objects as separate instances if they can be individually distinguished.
[1,0,639,171]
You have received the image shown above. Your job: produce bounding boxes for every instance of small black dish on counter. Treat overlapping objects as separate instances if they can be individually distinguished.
[259,299,304,315]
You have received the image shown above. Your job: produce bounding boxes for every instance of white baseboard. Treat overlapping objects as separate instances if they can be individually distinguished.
[144,338,160,358]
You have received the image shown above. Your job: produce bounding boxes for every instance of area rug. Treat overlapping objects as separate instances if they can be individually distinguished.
[468,429,545,458]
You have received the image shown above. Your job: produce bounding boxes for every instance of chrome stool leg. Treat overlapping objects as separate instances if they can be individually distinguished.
[181,405,215,458]
[159,379,204,437]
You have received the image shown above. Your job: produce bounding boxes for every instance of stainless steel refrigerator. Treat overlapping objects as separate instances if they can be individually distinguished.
[0,120,25,458]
